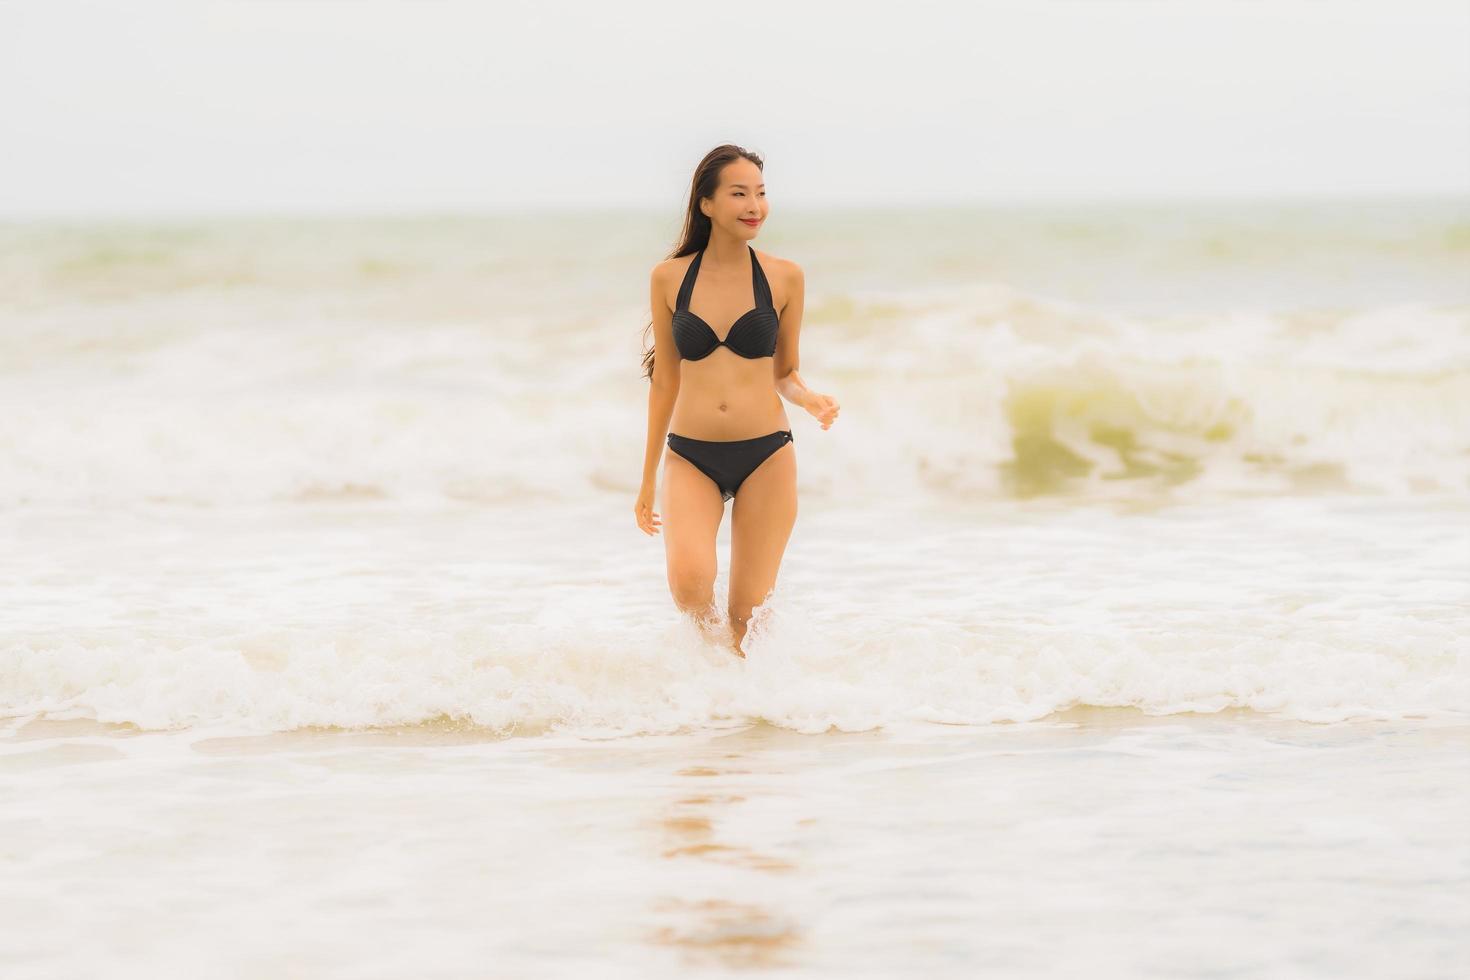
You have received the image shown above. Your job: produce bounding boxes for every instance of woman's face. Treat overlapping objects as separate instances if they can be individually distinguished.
[700,158,768,240]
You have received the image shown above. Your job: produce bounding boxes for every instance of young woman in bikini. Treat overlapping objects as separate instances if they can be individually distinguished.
[634,144,840,657]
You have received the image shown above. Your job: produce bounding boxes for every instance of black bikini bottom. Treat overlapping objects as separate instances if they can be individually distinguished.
[666,430,794,502]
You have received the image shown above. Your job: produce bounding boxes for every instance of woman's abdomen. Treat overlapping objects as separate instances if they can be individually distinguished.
[669,362,789,440]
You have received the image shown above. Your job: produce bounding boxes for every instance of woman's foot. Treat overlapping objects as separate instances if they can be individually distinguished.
[730,620,748,659]
[688,605,728,647]
[683,602,744,658]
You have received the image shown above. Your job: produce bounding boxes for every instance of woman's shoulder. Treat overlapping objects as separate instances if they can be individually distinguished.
[755,249,803,288]
[651,252,698,282]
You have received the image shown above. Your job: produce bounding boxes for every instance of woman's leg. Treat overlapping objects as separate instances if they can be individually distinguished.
[661,449,726,641]
[728,441,797,656]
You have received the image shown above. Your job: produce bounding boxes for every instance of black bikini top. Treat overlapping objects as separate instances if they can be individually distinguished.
[672,245,779,361]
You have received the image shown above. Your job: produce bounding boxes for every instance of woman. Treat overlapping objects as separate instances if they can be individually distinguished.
[634,144,840,657]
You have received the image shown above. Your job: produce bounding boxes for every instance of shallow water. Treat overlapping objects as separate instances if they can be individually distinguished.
[4,493,1467,732]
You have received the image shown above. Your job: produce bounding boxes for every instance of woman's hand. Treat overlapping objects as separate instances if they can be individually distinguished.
[634,483,661,536]
[803,391,841,430]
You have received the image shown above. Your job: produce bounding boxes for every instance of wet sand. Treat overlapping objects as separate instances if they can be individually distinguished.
[4,707,1466,978]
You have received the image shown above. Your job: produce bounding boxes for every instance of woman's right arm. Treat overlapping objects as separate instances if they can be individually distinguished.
[641,261,680,490]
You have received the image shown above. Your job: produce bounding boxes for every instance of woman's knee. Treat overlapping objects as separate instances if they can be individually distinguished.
[668,571,715,611]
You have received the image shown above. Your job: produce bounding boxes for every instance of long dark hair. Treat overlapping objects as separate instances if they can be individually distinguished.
[640,144,765,382]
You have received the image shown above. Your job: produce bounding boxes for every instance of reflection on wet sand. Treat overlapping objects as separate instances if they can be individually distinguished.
[648,766,805,968]
[648,898,802,969]
[659,799,795,872]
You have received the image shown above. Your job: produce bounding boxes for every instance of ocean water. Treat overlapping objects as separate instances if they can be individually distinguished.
[2,198,1468,977]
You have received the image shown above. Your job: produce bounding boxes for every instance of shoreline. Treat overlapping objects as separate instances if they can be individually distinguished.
[7,703,1466,754]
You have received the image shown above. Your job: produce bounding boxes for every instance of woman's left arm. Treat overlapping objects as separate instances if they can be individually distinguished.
[773,261,840,430]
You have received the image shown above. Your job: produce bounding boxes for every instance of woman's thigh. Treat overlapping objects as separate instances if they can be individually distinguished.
[728,441,797,612]
[660,449,725,601]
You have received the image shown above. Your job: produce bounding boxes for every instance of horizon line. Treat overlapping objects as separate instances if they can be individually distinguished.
[2,189,1466,226]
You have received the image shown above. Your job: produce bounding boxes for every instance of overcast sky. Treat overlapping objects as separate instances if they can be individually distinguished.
[1,0,1466,217]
